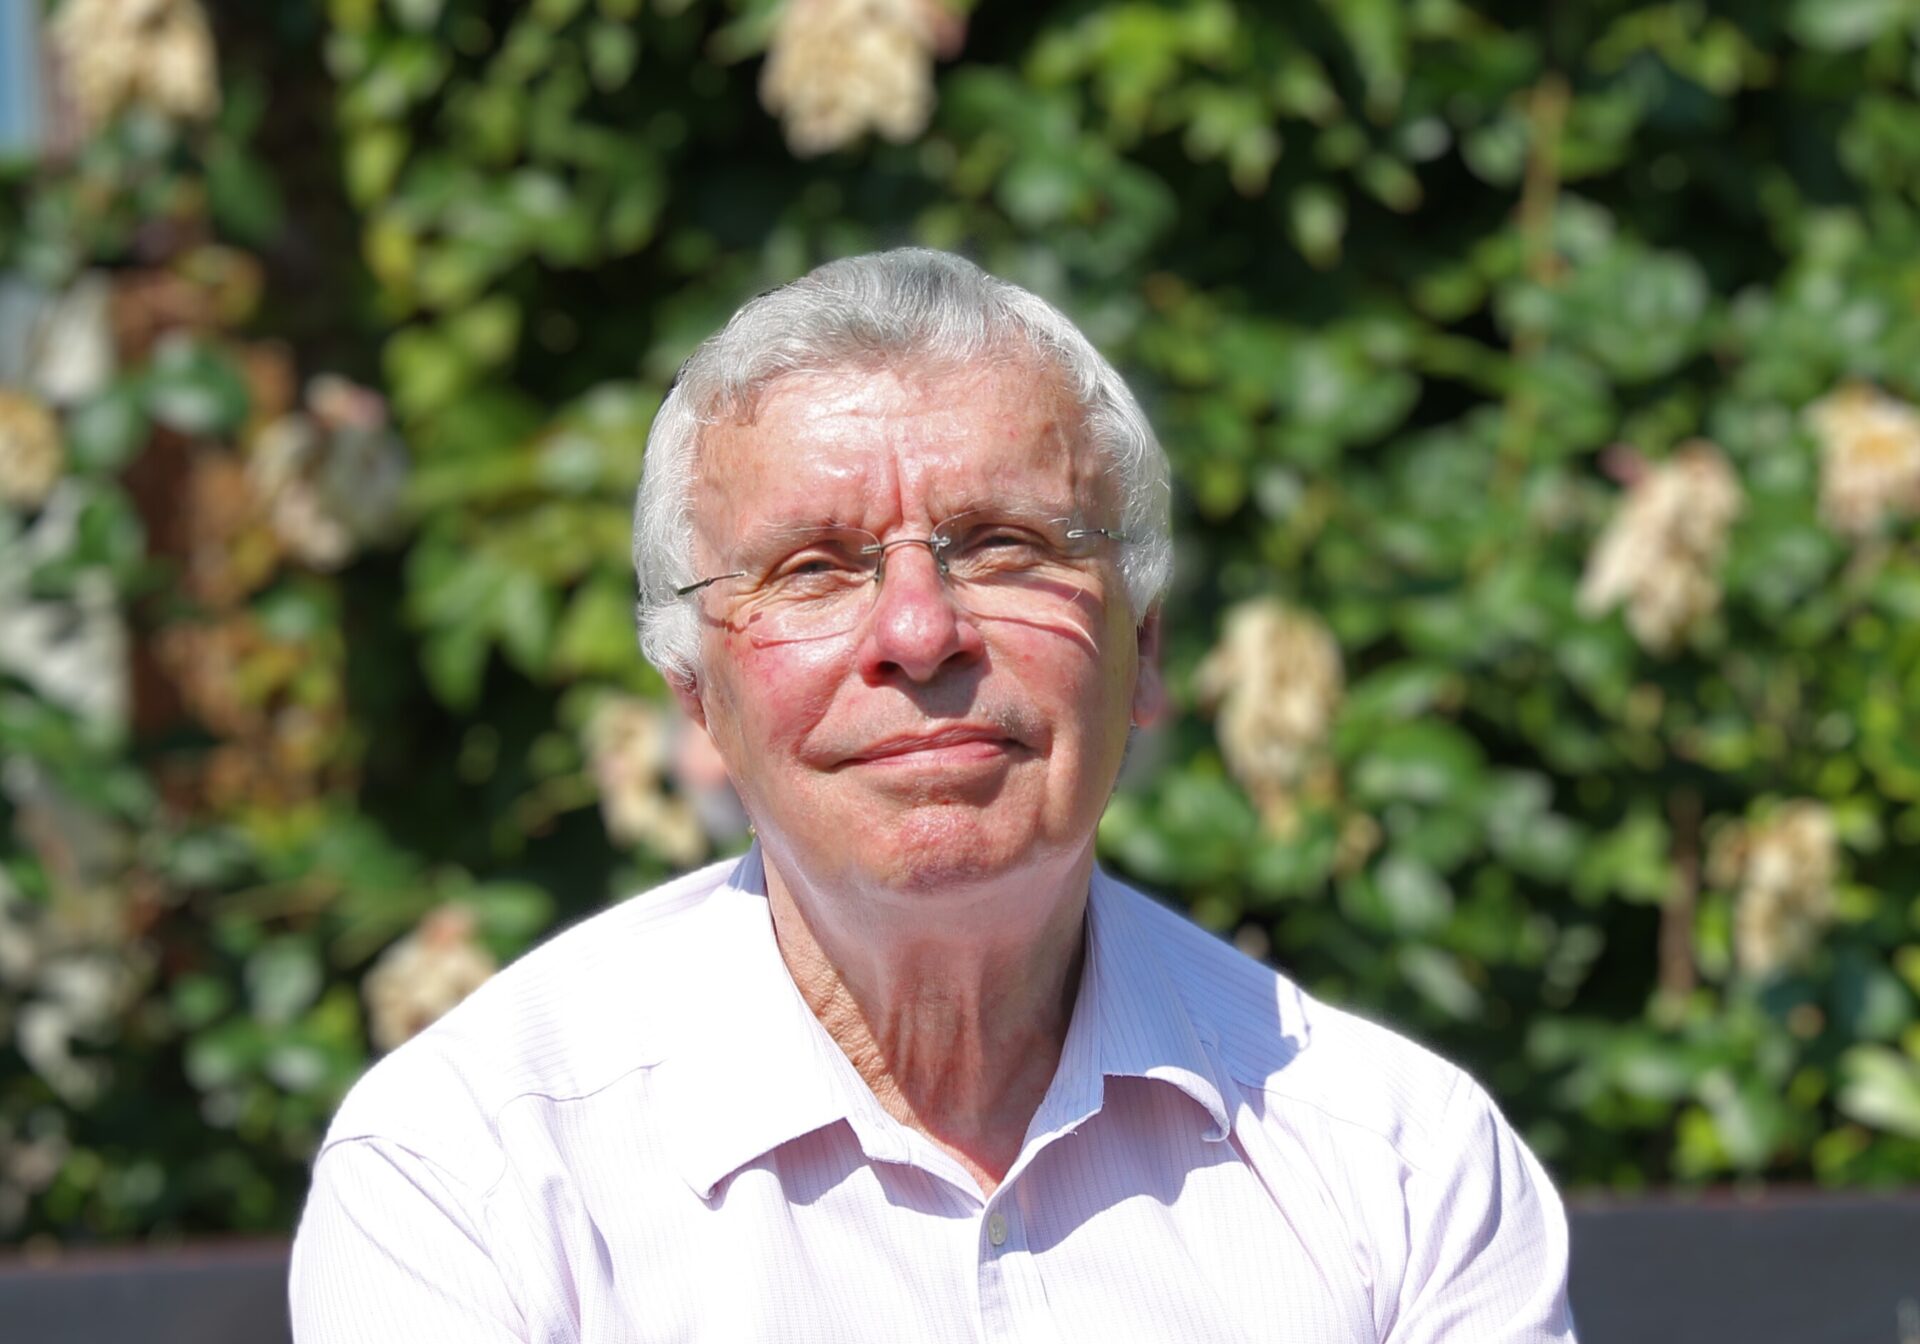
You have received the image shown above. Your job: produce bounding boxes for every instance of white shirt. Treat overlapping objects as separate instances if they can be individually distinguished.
[290,849,1576,1343]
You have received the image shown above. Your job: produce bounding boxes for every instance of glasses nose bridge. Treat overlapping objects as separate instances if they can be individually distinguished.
[867,531,955,587]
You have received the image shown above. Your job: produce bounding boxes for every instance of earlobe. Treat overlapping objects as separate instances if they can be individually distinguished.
[1131,609,1167,728]
[668,671,708,732]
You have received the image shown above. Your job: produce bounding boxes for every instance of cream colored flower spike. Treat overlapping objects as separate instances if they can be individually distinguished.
[760,0,953,156]
[50,0,221,133]
[1578,440,1743,655]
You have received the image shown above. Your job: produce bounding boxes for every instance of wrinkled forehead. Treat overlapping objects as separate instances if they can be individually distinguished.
[688,357,1113,555]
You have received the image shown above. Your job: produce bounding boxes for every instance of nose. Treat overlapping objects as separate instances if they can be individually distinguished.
[854,540,984,684]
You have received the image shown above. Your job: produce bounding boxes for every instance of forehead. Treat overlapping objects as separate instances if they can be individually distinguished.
[691,359,1103,542]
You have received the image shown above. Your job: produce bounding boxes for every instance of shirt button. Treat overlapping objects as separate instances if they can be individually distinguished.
[987,1213,1009,1247]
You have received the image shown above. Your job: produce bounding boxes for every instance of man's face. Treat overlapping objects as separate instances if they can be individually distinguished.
[675,359,1161,905]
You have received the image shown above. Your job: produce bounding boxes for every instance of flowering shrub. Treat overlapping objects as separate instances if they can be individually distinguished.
[2,0,1920,1240]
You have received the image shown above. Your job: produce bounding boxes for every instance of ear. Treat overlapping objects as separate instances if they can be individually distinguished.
[668,668,708,733]
[1130,606,1167,728]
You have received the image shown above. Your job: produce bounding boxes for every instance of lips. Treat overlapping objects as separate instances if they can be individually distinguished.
[840,725,1018,766]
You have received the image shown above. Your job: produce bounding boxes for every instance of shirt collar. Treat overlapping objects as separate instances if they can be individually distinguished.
[664,850,1235,1199]
[665,847,911,1200]
[1027,867,1234,1145]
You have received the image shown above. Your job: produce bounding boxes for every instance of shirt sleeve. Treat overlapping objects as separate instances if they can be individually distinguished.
[290,1137,527,1344]
[1384,1073,1579,1344]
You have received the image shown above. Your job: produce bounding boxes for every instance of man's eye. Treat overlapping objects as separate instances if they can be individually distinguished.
[955,523,1046,551]
[764,552,867,588]
[967,526,1059,556]
[951,530,1058,572]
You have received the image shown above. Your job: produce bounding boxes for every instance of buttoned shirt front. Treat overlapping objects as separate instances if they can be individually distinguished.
[290,849,1577,1342]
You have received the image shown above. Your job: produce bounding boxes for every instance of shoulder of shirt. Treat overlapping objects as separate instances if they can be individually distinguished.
[315,853,744,1190]
[1106,873,1477,1175]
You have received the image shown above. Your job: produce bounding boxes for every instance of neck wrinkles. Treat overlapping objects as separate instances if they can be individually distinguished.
[761,847,1092,1191]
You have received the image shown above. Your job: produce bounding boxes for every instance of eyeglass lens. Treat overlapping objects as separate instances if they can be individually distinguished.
[699,510,1114,645]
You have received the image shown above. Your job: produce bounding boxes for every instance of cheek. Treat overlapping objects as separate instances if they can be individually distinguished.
[1066,628,1140,772]
[703,637,843,745]
[1001,646,1121,762]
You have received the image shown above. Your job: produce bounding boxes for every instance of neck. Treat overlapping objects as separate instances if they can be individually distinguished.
[762,847,1093,1197]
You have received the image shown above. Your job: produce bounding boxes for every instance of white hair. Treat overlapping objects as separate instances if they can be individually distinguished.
[631,248,1172,681]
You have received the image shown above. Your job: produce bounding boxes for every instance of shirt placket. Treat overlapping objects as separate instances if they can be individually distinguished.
[974,1174,1066,1344]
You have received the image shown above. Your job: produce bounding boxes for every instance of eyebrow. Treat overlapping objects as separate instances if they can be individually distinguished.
[930,490,1074,518]
[728,515,861,547]
[715,518,868,570]
[718,495,1091,555]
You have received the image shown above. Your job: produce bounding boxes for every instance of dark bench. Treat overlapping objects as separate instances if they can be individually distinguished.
[2,1196,1916,1343]
[1567,1194,1920,1344]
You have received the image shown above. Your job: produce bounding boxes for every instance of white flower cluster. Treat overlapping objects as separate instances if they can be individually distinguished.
[0,764,148,1104]
[0,1111,68,1237]
[1193,598,1343,831]
[247,374,408,570]
[0,273,116,408]
[583,695,708,865]
[0,278,129,741]
[0,270,117,509]
[362,905,497,1053]
[760,0,947,156]
[1578,441,1743,655]
[50,0,220,132]
[1711,801,1839,981]
[1804,382,1920,539]
[0,486,129,737]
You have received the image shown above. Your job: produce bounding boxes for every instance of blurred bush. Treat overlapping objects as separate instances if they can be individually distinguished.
[3,0,1920,1241]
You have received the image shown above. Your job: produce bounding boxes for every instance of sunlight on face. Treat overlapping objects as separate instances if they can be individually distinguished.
[676,359,1159,907]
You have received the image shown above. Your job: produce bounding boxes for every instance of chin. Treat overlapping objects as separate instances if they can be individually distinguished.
[857,805,1077,898]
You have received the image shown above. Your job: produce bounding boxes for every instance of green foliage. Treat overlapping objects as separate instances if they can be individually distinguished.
[5,0,1920,1242]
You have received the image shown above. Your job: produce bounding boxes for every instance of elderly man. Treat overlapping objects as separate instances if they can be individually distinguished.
[291,250,1576,1342]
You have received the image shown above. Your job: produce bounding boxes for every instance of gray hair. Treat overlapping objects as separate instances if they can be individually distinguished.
[631,248,1172,681]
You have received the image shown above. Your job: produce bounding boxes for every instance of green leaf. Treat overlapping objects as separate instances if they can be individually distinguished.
[170,974,233,1031]
[63,385,148,473]
[1351,721,1486,807]
[385,325,473,419]
[1326,0,1408,118]
[1788,0,1911,51]
[493,568,558,675]
[1289,184,1346,269]
[185,1021,261,1091]
[1833,951,1914,1042]
[420,624,491,711]
[256,582,337,641]
[1838,1045,1920,1140]
[462,880,557,956]
[1373,854,1454,933]
[1608,1034,1699,1103]
[1336,663,1461,747]
[604,162,665,254]
[586,21,639,91]
[247,939,324,1028]
[446,295,522,368]
[390,0,446,30]
[1574,809,1672,906]
[1246,820,1339,900]
[554,574,640,678]
[346,126,410,207]
[142,342,251,435]
[1483,772,1584,882]
[1398,945,1483,1020]
[1698,1070,1788,1170]
[205,144,285,245]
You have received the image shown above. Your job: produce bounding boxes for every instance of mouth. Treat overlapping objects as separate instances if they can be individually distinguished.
[840,726,1021,768]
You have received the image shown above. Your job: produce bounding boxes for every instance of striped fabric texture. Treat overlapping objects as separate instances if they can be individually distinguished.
[290,848,1577,1342]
